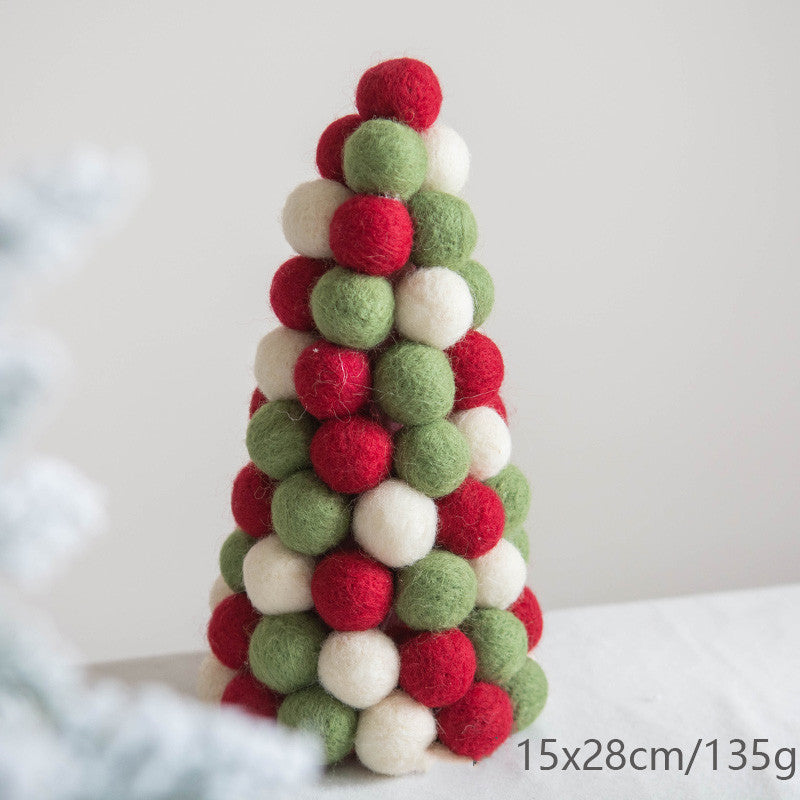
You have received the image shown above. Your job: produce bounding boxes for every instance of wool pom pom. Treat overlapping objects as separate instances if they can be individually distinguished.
[354,690,437,775]
[316,114,363,183]
[447,330,504,411]
[278,685,358,764]
[221,672,281,719]
[470,538,527,609]
[318,629,400,709]
[242,534,315,614]
[311,550,393,631]
[246,400,317,480]
[281,179,352,259]
[356,57,442,132]
[500,657,548,731]
[207,593,260,671]
[394,419,470,498]
[253,327,316,402]
[293,339,371,419]
[421,124,470,194]
[219,527,256,593]
[394,267,473,350]
[484,393,508,421]
[249,387,267,417]
[310,266,394,350]
[436,682,513,760]
[310,416,393,494]
[508,587,544,651]
[248,611,326,694]
[197,653,236,703]
[504,526,529,561]
[269,255,330,331]
[271,469,350,556]
[208,574,234,610]
[231,462,276,538]
[452,406,512,481]
[329,195,413,276]
[435,477,505,559]
[484,464,531,530]
[398,629,475,707]
[449,260,494,327]
[407,190,477,268]
[352,478,437,568]
[395,550,477,630]
[342,118,427,200]
[462,608,528,684]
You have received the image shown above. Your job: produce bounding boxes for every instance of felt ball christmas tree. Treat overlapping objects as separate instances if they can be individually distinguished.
[203,57,547,775]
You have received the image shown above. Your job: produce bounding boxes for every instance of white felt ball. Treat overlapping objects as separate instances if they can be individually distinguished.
[253,326,315,402]
[394,267,473,350]
[421,124,470,194]
[355,690,437,776]
[281,178,352,258]
[208,574,234,610]
[197,653,236,703]
[452,406,512,480]
[318,630,400,709]
[470,538,527,609]
[242,535,314,615]
[352,479,437,568]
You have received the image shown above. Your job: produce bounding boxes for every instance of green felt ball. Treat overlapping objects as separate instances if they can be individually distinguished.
[504,526,529,562]
[219,527,254,592]
[485,464,531,530]
[246,400,316,480]
[500,659,548,732]
[343,119,427,201]
[394,419,470,498]
[462,608,528,684]
[310,266,395,350]
[248,612,326,694]
[450,260,494,327]
[374,341,455,425]
[272,470,350,556]
[395,550,477,630]
[278,685,358,764]
[408,190,478,268]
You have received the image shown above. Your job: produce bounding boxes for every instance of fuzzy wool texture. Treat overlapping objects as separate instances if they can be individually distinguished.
[343,119,427,200]
[253,326,316,402]
[435,477,505,559]
[484,464,531,531]
[470,538,527,609]
[462,608,528,685]
[281,179,352,259]
[395,549,477,630]
[242,534,315,615]
[407,190,477,268]
[449,260,494,327]
[317,629,400,709]
[271,470,350,556]
[354,690,437,776]
[221,672,280,719]
[394,418,470,498]
[196,653,236,704]
[207,593,260,671]
[316,114,362,184]
[374,341,455,425]
[208,574,235,610]
[394,266,473,350]
[352,478,437,568]
[452,406,512,481]
[508,587,544,652]
[230,462,275,539]
[500,657,548,732]
[248,612,326,695]
[269,255,330,331]
[218,527,255,594]
[421,124,470,194]
[447,330,505,411]
[245,400,316,480]
[248,387,267,418]
[310,266,394,350]
[503,525,530,562]
[398,629,475,708]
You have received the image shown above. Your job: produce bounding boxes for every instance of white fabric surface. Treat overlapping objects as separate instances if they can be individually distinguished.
[92,584,800,799]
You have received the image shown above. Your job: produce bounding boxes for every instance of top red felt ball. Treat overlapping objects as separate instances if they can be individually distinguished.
[447,331,505,411]
[356,58,442,131]
[231,462,277,538]
[316,114,363,183]
[270,255,330,331]
[508,586,544,651]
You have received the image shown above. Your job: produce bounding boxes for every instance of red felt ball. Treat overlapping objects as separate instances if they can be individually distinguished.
[329,195,413,276]
[437,682,514,760]
[310,416,392,494]
[356,58,442,132]
[207,593,260,670]
[508,587,544,651]
[249,387,268,418]
[221,672,281,718]
[316,114,363,183]
[311,550,393,630]
[447,331,505,411]
[435,478,505,559]
[294,339,372,420]
[231,462,277,538]
[484,393,507,422]
[270,256,330,331]
[399,629,476,708]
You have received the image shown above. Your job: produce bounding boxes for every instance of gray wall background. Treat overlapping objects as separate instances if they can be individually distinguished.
[1,1,798,662]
